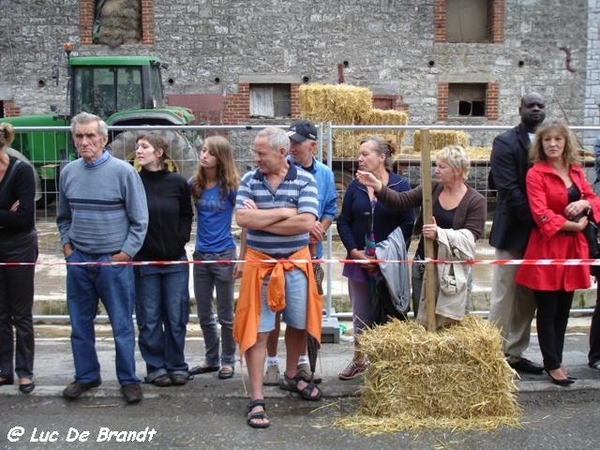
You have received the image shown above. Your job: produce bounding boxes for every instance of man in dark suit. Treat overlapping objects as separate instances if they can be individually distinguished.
[488,92,546,374]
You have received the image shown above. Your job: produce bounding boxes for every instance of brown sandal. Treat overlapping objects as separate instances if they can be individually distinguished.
[283,373,322,401]
[247,399,270,429]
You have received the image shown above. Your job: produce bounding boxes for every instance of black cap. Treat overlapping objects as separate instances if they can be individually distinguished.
[287,120,318,142]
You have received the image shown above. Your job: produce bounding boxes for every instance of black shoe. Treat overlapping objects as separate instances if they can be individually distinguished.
[218,366,235,380]
[508,358,544,374]
[19,380,35,394]
[189,364,220,375]
[63,379,102,399]
[0,377,14,386]
[151,374,172,387]
[121,384,143,404]
[170,373,188,386]
[545,369,575,386]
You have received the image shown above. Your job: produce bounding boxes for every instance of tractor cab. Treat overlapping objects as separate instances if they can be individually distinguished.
[69,56,167,119]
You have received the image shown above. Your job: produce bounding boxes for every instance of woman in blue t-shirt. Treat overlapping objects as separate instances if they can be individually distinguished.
[189,136,240,380]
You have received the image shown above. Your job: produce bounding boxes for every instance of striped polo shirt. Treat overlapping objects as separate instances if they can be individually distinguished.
[236,163,318,256]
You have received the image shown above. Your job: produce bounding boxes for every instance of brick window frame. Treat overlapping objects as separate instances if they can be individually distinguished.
[438,82,498,121]
[2,100,20,118]
[435,0,504,44]
[79,0,154,46]
[223,83,300,125]
[249,84,292,119]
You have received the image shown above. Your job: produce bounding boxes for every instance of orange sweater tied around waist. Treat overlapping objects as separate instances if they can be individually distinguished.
[233,245,322,357]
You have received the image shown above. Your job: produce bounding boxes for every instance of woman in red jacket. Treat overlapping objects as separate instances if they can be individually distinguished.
[515,119,600,386]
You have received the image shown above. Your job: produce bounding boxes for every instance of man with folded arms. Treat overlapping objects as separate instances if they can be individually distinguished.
[234,126,322,428]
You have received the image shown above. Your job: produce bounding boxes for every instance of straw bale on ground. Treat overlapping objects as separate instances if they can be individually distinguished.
[336,316,521,433]
[413,130,469,153]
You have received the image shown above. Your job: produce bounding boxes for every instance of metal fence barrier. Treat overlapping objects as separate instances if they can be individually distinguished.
[14,123,599,320]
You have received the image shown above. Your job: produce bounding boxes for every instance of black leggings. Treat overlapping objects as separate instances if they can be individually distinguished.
[533,290,573,371]
[0,231,37,379]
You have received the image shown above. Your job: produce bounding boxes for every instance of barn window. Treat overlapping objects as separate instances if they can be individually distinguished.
[435,0,504,44]
[448,83,487,117]
[446,0,488,43]
[249,84,291,118]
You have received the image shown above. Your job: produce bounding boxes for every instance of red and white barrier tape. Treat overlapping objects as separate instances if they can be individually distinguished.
[2,258,600,267]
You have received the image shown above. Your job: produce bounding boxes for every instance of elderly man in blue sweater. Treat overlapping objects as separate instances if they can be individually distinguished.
[56,112,148,404]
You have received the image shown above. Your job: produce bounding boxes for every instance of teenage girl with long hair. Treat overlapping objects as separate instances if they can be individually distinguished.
[189,136,241,380]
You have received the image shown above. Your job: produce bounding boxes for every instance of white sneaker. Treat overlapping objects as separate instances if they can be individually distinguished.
[263,365,280,386]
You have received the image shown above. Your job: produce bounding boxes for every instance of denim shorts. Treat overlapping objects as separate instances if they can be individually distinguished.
[258,268,307,332]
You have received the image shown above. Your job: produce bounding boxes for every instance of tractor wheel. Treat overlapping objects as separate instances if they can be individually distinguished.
[106,129,198,180]
[334,169,355,214]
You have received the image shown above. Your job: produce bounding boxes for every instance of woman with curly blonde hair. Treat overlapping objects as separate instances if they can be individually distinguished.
[357,144,486,330]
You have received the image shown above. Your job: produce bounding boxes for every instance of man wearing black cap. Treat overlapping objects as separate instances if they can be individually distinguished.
[263,120,337,386]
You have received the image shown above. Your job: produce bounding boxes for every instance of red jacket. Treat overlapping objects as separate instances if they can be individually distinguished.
[515,162,600,291]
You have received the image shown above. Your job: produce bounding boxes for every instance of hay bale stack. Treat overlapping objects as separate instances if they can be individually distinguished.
[299,84,409,158]
[96,0,142,47]
[337,316,521,433]
[413,130,469,153]
[299,84,373,124]
[366,109,409,126]
[332,131,406,159]
[466,146,492,161]
[429,145,492,161]
[581,148,595,161]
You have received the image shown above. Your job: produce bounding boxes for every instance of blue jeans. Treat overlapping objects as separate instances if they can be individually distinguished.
[135,263,190,381]
[66,249,139,386]
[258,267,308,332]
[193,248,236,366]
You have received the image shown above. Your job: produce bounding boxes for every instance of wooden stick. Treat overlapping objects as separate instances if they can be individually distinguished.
[420,128,436,331]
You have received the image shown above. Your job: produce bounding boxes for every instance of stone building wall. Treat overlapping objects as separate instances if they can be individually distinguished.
[0,0,590,144]
[585,0,600,147]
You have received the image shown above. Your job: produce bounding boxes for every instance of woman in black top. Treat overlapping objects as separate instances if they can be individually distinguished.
[133,132,193,387]
[0,122,38,393]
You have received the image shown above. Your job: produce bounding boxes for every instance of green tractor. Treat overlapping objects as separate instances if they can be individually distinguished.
[4,46,197,207]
